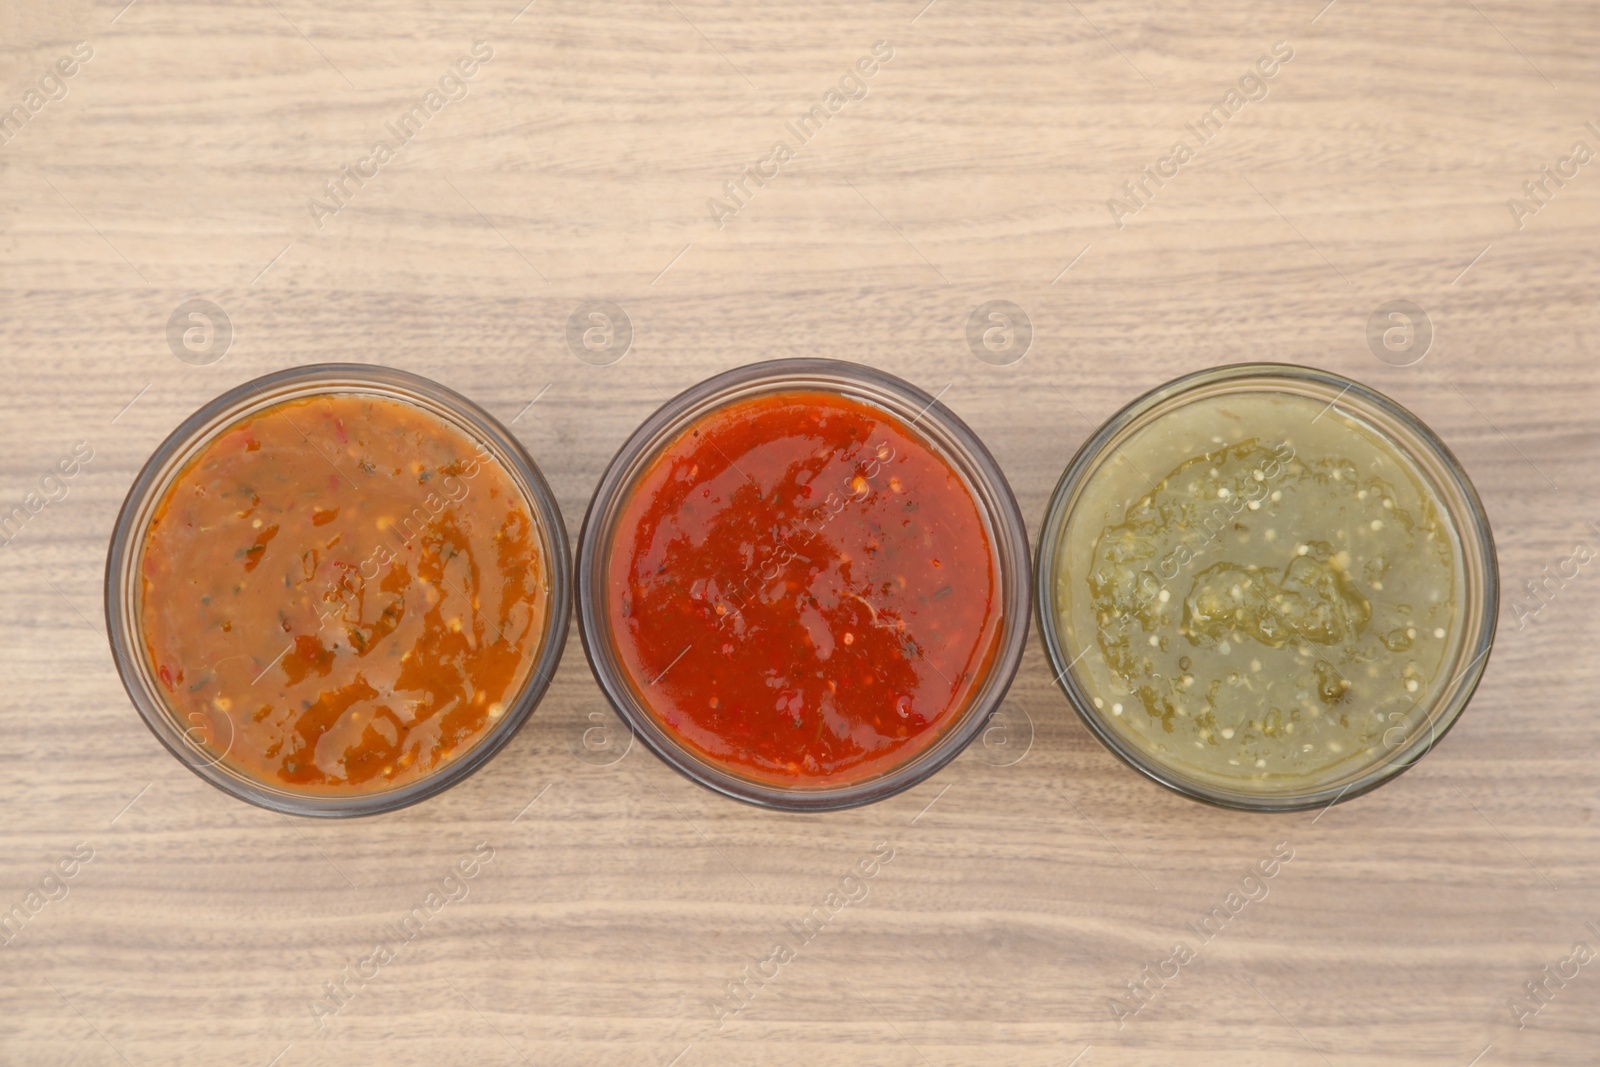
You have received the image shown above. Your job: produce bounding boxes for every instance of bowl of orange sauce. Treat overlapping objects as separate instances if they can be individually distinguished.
[106,364,569,816]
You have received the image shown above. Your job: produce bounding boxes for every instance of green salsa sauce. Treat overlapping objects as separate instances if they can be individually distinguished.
[1055,391,1464,793]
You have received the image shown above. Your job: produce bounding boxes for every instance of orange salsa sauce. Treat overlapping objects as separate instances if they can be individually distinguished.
[606,391,1002,788]
[139,393,547,794]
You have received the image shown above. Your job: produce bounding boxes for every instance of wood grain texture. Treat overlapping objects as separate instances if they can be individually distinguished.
[1,0,1597,1063]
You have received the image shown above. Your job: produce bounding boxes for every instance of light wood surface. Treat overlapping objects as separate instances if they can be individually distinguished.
[2,0,1598,1063]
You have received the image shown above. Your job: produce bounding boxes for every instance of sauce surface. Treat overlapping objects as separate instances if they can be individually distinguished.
[140,393,547,794]
[1056,391,1463,792]
[606,390,1001,788]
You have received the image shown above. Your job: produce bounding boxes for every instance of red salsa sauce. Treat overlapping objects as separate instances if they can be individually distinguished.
[139,393,548,794]
[606,390,1002,787]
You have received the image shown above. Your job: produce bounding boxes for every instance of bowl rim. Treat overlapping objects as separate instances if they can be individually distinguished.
[575,357,1032,811]
[104,362,571,819]
[1034,361,1499,813]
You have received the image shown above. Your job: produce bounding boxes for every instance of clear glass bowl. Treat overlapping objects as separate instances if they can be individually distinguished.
[1037,363,1498,812]
[576,358,1032,810]
[105,364,571,818]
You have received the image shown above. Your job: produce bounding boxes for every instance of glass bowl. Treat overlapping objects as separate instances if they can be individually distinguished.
[105,364,571,818]
[576,358,1032,810]
[1037,363,1498,812]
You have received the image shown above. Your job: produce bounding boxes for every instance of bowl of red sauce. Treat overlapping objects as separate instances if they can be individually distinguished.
[577,359,1030,810]
[106,364,570,817]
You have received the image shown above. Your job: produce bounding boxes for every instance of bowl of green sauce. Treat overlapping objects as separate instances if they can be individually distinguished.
[1038,364,1498,811]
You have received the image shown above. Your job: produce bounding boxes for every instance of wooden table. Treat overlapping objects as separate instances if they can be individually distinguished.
[2,0,1596,1063]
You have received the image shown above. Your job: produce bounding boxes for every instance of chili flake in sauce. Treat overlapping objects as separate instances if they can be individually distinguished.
[606,391,1002,787]
[139,393,547,794]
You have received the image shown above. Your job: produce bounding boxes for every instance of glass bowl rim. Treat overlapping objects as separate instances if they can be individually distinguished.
[1034,361,1499,813]
[575,357,1033,811]
[104,362,572,819]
